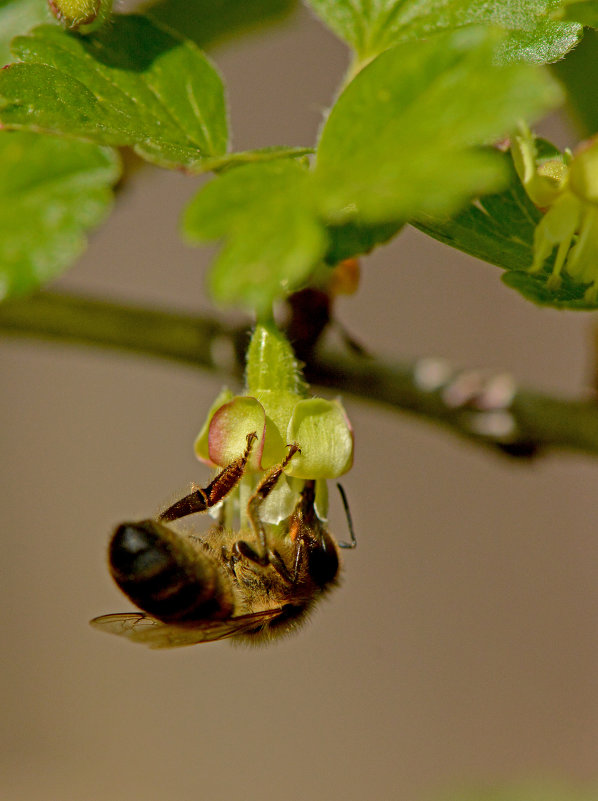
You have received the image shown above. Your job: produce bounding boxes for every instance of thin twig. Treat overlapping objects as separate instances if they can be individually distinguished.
[2,290,598,458]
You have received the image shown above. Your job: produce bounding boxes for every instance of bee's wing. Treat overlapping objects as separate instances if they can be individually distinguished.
[89,610,283,649]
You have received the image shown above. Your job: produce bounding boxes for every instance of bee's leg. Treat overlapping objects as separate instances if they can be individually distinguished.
[234,443,301,567]
[285,482,319,585]
[335,483,357,549]
[290,537,306,584]
[230,541,292,584]
[289,481,340,587]
[159,432,258,523]
[232,535,291,576]
[266,549,294,583]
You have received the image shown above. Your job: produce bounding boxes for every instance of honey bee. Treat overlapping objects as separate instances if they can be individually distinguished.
[90,433,355,648]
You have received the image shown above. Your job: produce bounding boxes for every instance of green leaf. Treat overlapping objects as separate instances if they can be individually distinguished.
[561,0,598,27]
[144,0,297,49]
[306,0,582,65]
[414,153,543,272]
[324,219,403,264]
[501,268,598,308]
[0,14,228,169]
[313,28,562,226]
[552,27,598,135]
[413,152,598,310]
[0,0,51,66]
[0,130,120,300]
[183,161,327,315]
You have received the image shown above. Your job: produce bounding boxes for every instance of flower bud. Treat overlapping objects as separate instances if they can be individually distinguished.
[514,128,598,302]
[48,0,113,31]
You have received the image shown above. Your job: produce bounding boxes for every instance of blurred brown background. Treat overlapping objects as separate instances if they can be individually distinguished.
[1,6,598,800]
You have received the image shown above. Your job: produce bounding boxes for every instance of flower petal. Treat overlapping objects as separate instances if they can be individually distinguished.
[285,398,354,479]
[259,474,300,525]
[194,387,234,465]
[207,396,266,470]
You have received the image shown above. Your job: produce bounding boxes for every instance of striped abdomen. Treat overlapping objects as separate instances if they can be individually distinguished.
[108,520,233,623]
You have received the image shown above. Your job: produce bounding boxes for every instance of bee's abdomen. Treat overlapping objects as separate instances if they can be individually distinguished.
[108,520,233,623]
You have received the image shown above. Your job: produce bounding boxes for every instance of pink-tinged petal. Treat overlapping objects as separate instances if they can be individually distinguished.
[208,396,266,470]
[194,387,234,466]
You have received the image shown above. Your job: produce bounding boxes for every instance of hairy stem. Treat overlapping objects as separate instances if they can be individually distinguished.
[2,290,598,458]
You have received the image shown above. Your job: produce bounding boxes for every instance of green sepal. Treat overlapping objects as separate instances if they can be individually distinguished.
[285,398,354,479]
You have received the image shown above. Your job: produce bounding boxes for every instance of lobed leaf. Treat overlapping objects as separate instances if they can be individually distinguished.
[183,160,327,315]
[183,162,405,313]
[0,0,51,66]
[306,0,583,65]
[0,130,120,300]
[313,28,562,226]
[0,14,228,169]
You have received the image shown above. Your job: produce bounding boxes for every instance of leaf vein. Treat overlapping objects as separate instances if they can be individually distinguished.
[185,75,212,153]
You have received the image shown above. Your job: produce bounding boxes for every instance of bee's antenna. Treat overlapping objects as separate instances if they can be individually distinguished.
[336,483,357,549]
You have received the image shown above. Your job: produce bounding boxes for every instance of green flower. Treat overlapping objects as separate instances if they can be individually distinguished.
[513,126,598,301]
[194,323,354,524]
[195,394,353,479]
